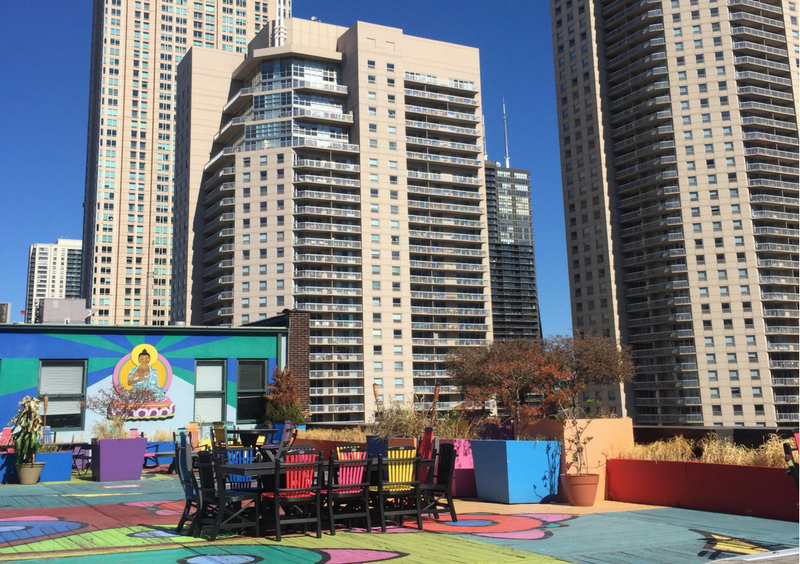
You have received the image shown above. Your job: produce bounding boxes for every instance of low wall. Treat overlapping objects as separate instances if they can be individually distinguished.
[607,459,798,522]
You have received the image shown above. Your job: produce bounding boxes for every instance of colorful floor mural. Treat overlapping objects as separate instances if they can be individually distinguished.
[0,479,796,564]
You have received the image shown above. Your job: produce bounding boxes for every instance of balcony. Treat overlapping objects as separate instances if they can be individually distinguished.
[294,205,361,219]
[404,88,478,107]
[294,221,361,234]
[405,136,481,153]
[408,245,486,258]
[294,253,361,265]
[310,387,365,396]
[294,189,361,203]
[294,175,361,188]
[635,413,704,424]
[633,379,700,389]
[405,120,479,137]
[201,307,233,323]
[406,151,482,167]
[295,285,362,297]
[310,352,364,362]
[203,259,234,277]
[294,158,359,173]
[309,319,363,329]
[404,105,480,123]
[407,200,483,214]
[297,270,361,281]
[296,302,362,313]
[407,184,482,200]
[310,370,364,379]
[309,403,365,413]
[410,306,488,315]
[403,72,476,92]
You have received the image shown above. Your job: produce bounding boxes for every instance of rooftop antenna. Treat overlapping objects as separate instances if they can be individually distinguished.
[502,98,510,168]
[272,0,287,46]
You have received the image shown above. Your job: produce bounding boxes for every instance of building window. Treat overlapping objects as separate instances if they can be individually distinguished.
[195,360,226,423]
[236,360,267,424]
[39,360,86,430]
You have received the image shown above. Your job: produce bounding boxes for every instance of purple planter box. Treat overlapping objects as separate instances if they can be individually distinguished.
[91,437,147,481]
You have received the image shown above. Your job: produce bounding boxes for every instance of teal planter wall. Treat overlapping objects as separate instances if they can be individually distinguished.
[470,440,561,504]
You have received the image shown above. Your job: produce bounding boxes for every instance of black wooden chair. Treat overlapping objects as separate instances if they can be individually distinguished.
[262,449,324,541]
[325,447,372,534]
[173,432,199,534]
[421,442,458,522]
[194,450,260,541]
[370,445,423,532]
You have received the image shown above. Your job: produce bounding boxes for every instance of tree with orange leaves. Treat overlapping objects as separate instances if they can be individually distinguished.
[446,339,569,438]
[446,335,635,437]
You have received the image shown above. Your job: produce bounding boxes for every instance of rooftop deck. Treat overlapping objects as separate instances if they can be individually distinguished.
[0,472,796,563]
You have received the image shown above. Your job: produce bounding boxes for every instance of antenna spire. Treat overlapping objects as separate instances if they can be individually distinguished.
[502,98,510,168]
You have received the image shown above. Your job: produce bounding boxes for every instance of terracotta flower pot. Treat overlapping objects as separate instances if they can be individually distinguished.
[560,473,599,506]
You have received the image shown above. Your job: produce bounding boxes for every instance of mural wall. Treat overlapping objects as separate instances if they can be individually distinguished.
[0,325,286,437]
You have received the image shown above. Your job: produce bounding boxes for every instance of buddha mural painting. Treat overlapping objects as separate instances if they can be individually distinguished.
[113,344,175,420]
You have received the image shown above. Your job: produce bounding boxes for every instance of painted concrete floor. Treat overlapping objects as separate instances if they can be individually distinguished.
[0,474,796,564]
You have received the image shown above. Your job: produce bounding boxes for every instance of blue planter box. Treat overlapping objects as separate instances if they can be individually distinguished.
[38,451,74,482]
[145,441,175,468]
[470,440,561,504]
[0,453,18,484]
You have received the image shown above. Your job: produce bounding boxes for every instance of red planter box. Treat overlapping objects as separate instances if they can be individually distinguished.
[607,459,798,522]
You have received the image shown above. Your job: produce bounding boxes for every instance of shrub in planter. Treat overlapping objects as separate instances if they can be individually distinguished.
[84,386,157,481]
[8,396,45,485]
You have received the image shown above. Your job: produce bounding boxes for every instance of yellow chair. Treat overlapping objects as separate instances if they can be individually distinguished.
[370,445,422,532]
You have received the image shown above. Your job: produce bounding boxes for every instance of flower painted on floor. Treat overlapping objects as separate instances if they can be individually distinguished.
[423,513,575,540]
[171,547,405,564]
[0,515,85,544]
[124,500,185,516]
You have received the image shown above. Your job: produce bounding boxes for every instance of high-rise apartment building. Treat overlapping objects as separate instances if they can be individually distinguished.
[0,303,9,324]
[81,0,289,326]
[173,18,491,422]
[550,0,798,426]
[485,161,542,340]
[25,239,83,324]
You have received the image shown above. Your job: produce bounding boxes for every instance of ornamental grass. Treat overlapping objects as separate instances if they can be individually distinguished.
[616,433,790,468]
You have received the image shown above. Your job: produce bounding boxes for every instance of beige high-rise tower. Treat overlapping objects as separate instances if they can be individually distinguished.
[173,18,491,422]
[25,239,84,324]
[550,0,798,427]
[81,0,290,326]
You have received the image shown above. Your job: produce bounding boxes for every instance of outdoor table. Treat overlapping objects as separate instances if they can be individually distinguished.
[227,428,279,448]
[220,460,277,477]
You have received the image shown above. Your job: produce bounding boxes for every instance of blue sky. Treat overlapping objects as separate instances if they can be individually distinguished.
[0,1,571,336]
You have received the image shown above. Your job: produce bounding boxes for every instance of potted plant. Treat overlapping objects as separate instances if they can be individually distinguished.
[84,386,156,481]
[8,396,45,485]
[263,366,306,445]
[558,402,599,506]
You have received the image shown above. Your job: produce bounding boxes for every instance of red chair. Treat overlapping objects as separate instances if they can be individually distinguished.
[263,450,324,541]
[326,447,372,534]
[417,427,435,483]
[0,428,13,449]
